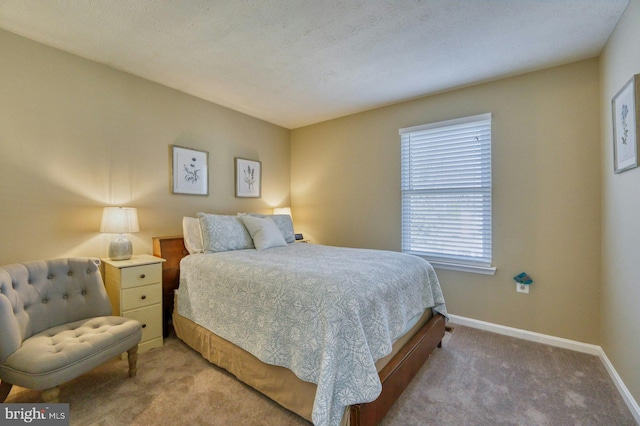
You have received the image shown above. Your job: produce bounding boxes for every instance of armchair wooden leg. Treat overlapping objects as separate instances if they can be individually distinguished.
[0,380,13,402]
[127,344,139,378]
[41,386,60,403]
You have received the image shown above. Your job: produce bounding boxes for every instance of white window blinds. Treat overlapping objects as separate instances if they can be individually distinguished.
[400,113,492,270]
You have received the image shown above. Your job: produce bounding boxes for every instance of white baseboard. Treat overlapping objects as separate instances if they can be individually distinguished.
[597,346,640,425]
[448,314,640,424]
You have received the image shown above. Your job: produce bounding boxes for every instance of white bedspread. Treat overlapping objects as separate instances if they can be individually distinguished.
[177,243,447,426]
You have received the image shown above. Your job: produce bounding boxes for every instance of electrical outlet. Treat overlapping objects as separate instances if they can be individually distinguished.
[516,283,530,294]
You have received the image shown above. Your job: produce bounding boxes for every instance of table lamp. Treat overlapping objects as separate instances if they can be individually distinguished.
[273,207,292,218]
[100,207,139,260]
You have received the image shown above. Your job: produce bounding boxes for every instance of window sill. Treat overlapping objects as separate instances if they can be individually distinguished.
[428,261,496,275]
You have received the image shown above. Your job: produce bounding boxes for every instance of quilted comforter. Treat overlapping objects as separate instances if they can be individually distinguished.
[177,243,447,426]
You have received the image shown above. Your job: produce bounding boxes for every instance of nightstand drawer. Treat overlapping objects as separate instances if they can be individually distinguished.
[124,304,162,343]
[138,337,163,353]
[120,263,161,288]
[122,283,161,311]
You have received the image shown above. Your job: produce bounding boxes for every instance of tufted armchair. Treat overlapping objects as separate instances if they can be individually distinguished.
[0,257,141,403]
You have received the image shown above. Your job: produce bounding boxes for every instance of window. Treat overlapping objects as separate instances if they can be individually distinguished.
[400,113,495,274]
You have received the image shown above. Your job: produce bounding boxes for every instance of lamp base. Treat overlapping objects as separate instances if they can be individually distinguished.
[109,234,133,260]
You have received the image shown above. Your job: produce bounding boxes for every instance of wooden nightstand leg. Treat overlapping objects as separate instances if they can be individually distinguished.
[127,344,139,377]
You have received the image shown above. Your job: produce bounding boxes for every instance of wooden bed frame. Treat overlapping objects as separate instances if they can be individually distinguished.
[152,235,446,426]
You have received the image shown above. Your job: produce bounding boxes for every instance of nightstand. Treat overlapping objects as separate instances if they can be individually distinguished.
[102,254,165,355]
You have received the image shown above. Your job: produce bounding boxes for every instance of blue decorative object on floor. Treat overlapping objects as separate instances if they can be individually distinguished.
[513,272,533,284]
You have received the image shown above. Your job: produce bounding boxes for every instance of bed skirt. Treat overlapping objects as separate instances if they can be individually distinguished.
[172,295,434,425]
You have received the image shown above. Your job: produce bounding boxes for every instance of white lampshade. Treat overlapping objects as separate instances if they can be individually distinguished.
[100,207,140,233]
[273,207,292,218]
[100,207,139,260]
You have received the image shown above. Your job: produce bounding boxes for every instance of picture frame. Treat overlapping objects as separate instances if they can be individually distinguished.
[235,157,261,198]
[612,74,640,173]
[171,145,209,195]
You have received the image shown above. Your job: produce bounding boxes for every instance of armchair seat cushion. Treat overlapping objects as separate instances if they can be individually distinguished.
[0,316,141,390]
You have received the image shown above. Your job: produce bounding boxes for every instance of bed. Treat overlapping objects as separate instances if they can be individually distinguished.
[152,213,447,426]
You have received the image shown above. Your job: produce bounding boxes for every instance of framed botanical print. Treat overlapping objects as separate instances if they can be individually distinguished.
[612,74,640,173]
[235,157,261,198]
[171,145,208,195]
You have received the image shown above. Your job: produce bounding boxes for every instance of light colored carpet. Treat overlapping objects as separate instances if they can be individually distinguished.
[381,326,636,426]
[5,325,636,425]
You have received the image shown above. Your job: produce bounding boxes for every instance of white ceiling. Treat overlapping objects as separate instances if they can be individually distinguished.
[0,1,629,129]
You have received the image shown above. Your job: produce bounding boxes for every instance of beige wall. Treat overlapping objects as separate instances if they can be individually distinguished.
[600,0,640,405]
[0,29,290,264]
[291,59,602,344]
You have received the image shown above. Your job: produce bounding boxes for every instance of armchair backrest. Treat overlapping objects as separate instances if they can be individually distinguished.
[0,258,112,363]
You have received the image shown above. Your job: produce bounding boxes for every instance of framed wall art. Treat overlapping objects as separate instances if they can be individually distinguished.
[612,74,640,173]
[235,157,261,198]
[171,145,208,195]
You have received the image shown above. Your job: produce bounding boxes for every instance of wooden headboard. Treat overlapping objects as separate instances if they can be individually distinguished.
[152,236,188,337]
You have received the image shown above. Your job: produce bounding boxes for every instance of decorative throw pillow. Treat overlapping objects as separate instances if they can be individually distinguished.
[240,215,287,251]
[182,217,204,254]
[249,214,295,243]
[197,213,254,253]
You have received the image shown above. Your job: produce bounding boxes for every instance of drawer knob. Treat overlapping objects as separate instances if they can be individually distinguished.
[141,323,147,328]
[141,295,147,300]
[139,274,146,279]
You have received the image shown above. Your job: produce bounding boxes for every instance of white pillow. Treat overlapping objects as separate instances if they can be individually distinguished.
[249,213,295,243]
[182,217,204,254]
[240,215,287,251]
